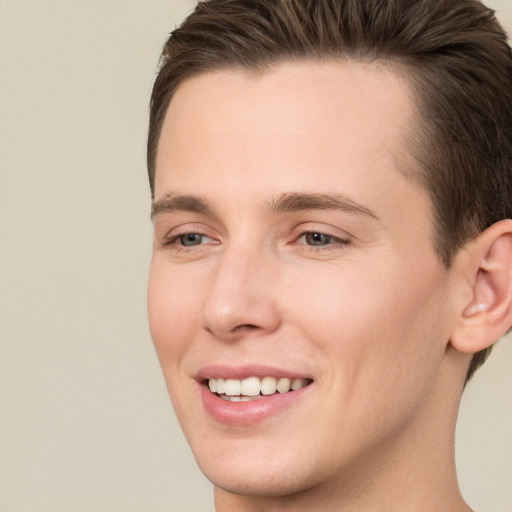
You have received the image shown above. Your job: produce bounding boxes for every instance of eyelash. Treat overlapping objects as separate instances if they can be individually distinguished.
[294,231,350,252]
[163,232,215,250]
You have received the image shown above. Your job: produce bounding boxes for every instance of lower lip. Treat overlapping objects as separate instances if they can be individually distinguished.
[200,384,311,425]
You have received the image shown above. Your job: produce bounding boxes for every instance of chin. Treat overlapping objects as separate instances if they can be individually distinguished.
[190,438,333,499]
[204,462,315,498]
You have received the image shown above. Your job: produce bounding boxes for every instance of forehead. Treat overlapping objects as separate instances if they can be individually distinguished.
[155,61,427,231]
[156,60,417,183]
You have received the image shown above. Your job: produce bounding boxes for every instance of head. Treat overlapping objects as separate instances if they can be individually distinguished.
[147,0,512,508]
[148,0,512,382]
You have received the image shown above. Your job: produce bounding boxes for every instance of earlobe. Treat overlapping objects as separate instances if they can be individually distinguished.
[451,219,512,354]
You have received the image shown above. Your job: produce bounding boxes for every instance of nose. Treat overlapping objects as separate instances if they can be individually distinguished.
[200,246,281,341]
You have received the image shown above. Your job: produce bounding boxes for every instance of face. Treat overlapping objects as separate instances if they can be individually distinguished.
[148,61,460,499]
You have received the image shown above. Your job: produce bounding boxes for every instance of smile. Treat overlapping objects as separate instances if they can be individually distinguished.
[208,376,312,402]
[198,369,314,425]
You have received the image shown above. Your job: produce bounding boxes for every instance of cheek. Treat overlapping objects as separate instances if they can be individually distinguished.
[287,261,449,455]
[147,257,203,363]
[147,259,207,427]
[284,259,448,391]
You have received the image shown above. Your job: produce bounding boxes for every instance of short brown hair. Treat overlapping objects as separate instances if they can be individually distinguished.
[147,0,512,382]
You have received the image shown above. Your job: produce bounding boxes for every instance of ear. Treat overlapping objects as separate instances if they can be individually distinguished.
[450,219,512,354]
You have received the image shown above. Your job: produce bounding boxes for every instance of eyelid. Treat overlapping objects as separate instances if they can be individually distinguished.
[159,222,220,247]
[164,230,218,246]
[287,223,353,255]
[291,223,353,242]
[294,233,351,253]
[295,232,349,244]
[166,232,216,246]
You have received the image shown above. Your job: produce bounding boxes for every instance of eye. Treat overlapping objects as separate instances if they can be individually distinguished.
[297,232,344,247]
[177,233,215,246]
[163,231,218,248]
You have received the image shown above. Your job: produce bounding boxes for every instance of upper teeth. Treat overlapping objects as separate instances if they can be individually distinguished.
[208,376,310,396]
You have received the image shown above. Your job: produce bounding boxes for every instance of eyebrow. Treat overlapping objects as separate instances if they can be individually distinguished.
[151,194,214,220]
[151,192,379,221]
[268,192,379,220]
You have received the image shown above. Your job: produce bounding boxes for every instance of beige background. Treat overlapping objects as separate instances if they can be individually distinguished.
[1,1,511,511]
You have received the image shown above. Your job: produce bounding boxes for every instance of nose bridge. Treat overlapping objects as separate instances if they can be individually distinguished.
[201,241,280,338]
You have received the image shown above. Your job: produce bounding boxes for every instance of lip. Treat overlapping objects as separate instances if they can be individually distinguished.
[196,365,313,426]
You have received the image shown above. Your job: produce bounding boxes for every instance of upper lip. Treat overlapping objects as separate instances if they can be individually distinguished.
[195,364,313,383]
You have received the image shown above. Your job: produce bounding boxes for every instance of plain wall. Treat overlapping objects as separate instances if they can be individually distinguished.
[0,1,511,511]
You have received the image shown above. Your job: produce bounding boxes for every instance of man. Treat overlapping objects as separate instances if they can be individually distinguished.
[146,0,512,510]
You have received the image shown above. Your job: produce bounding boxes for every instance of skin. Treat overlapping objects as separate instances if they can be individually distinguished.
[148,61,478,511]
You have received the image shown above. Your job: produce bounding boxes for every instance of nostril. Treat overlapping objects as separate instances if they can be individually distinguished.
[235,324,259,331]
[202,323,259,337]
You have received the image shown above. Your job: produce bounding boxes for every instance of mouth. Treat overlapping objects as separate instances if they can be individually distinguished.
[196,366,314,424]
[207,376,313,402]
